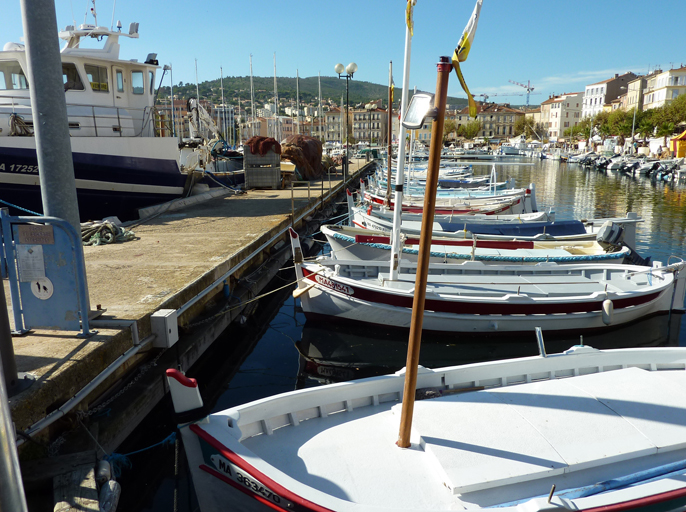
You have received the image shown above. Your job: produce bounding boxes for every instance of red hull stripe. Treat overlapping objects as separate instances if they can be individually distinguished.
[355,234,535,249]
[302,268,662,315]
[582,485,686,511]
[190,424,335,512]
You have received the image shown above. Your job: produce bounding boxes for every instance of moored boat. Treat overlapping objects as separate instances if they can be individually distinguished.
[292,229,685,335]
[322,224,632,264]
[168,343,686,512]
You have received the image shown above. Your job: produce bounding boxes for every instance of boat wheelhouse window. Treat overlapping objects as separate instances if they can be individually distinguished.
[62,63,84,91]
[84,64,109,92]
[116,70,124,93]
[0,60,29,90]
[149,71,154,95]
[131,70,144,94]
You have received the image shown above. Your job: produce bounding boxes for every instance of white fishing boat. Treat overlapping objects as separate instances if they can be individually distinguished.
[350,192,554,223]
[348,200,642,247]
[322,224,632,265]
[292,229,684,334]
[168,343,686,512]
[0,8,232,221]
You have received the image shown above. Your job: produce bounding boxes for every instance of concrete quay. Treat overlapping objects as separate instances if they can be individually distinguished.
[8,160,371,470]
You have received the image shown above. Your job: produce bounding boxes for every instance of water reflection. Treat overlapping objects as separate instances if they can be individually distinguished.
[125,158,686,512]
[295,313,683,386]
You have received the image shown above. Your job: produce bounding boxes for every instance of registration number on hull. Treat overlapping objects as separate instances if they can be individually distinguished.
[210,454,294,509]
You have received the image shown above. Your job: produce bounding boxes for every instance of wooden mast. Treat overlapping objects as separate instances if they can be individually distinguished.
[397,56,451,448]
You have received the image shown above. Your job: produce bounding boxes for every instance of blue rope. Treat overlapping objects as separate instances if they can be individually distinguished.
[104,432,177,477]
[0,199,41,216]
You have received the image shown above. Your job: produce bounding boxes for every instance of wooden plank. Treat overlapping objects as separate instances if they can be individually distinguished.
[21,450,97,486]
[53,463,99,512]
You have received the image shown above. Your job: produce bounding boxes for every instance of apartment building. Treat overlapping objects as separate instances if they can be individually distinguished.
[643,66,686,110]
[540,92,583,139]
[582,72,637,117]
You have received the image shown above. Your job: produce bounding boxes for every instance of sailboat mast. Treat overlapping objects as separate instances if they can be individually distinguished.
[388,13,413,281]
[195,59,201,139]
[397,56,451,449]
[296,69,300,135]
[250,54,255,137]
[386,61,393,204]
[220,66,226,141]
[318,72,323,141]
[273,53,280,141]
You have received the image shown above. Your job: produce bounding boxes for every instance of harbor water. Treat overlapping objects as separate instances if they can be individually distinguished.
[74,157,686,511]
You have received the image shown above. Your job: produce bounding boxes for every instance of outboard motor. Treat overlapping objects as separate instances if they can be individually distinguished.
[596,221,624,250]
[597,220,651,266]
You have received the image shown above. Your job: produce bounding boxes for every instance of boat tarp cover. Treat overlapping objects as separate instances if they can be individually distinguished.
[438,220,588,236]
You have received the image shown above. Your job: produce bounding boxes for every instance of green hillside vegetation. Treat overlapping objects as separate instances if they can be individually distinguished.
[157,75,468,111]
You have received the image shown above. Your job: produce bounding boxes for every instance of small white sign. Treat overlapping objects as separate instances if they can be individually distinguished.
[30,277,54,300]
[17,245,45,282]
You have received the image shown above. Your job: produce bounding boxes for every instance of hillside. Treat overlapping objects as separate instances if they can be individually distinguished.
[158,75,468,110]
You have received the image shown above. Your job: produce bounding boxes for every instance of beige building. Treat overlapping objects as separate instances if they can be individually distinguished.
[458,103,524,139]
[582,72,638,118]
[326,107,344,143]
[351,106,389,145]
[643,66,686,110]
[540,92,583,139]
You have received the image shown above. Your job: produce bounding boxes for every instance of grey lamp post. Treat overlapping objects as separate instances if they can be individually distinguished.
[335,62,357,181]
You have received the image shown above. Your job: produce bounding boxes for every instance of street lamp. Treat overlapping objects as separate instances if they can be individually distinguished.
[335,62,357,181]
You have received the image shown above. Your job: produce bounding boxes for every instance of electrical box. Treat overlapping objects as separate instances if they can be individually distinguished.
[151,309,179,348]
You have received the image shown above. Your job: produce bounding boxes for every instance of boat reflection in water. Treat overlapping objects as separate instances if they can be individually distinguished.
[296,313,683,386]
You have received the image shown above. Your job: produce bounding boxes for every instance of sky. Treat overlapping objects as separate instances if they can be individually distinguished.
[3,0,686,106]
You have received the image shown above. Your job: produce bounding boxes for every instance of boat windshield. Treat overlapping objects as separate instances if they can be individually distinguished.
[62,63,84,91]
[0,60,29,90]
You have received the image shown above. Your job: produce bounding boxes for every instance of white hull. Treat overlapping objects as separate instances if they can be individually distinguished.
[170,346,686,512]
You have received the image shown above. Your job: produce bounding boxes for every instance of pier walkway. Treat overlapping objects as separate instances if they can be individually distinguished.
[7,159,371,466]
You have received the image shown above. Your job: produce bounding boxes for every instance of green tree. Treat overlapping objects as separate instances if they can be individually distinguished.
[656,122,675,147]
[637,117,655,142]
[443,119,457,143]
[461,119,482,139]
[514,117,527,136]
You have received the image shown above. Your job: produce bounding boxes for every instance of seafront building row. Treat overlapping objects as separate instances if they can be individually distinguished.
[154,65,686,146]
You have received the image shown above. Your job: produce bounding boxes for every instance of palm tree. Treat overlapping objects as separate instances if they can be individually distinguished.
[656,122,675,148]
[637,119,655,143]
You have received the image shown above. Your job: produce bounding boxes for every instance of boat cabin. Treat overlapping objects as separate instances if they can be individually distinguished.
[0,23,161,138]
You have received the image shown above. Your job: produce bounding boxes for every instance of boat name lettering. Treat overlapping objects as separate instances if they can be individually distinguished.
[315,275,353,295]
[210,454,293,508]
[0,163,39,174]
[236,471,284,506]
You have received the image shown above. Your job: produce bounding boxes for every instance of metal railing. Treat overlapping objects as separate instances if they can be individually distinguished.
[0,94,159,138]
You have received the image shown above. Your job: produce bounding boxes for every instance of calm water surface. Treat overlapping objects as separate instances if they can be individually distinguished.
[115,157,686,512]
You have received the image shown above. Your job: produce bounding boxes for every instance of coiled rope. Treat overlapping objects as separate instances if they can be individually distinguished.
[81,220,136,246]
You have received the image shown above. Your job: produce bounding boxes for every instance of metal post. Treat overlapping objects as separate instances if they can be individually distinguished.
[291,181,295,227]
[0,279,20,394]
[20,0,90,315]
[631,107,637,154]
[19,0,81,232]
[345,76,349,183]
[0,349,28,512]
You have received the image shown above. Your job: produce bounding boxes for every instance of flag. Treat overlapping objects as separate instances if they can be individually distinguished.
[406,0,417,37]
[452,0,482,118]
[390,77,395,105]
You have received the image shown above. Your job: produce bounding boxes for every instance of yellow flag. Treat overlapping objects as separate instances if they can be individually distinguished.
[406,0,416,37]
[390,78,395,105]
[452,0,482,118]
